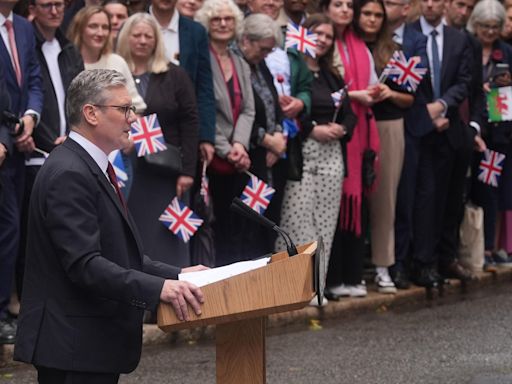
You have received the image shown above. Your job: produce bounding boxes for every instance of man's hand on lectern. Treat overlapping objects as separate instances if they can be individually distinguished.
[160,280,204,321]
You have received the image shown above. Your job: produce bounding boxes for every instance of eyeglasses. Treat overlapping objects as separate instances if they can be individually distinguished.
[93,104,135,120]
[478,23,501,31]
[210,16,235,26]
[35,2,65,11]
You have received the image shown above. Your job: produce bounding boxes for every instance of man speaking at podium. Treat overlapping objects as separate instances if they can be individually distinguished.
[13,69,205,384]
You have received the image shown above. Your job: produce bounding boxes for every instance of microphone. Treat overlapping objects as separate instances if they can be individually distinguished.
[230,197,298,256]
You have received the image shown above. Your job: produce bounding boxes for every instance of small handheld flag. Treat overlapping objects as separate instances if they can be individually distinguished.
[382,51,427,92]
[487,86,512,122]
[131,113,167,157]
[241,173,275,214]
[478,149,506,187]
[331,84,349,122]
[159,197,204,243]
[108,150,128,189]
[285,23,317,58]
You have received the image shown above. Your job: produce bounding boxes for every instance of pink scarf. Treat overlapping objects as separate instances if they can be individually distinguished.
[336,28,380,236]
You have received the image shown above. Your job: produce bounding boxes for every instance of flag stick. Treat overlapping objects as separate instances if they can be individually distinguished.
[34,147,49,158]
[244,170,256,179]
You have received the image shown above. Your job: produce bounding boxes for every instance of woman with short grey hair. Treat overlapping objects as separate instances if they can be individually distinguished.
[239,12,282,47]
[468,0,512,268]
[468,0,506,35]
[197,0,256,267]
[195,0,244,38]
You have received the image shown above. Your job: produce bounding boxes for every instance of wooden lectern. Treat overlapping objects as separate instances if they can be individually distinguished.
[157,241,318,384]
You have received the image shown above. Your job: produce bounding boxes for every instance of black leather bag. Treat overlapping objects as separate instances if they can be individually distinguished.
[362,112,377,189]
[362,148,377,188]
[143,143,182,175]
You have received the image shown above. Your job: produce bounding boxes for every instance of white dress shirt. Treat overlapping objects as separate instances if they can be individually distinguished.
[150,6,180,65]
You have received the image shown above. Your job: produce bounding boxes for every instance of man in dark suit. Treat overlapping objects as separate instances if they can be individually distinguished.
[385,0,431,289]
[150,0,216,167]
[439,0,487,274]
[409,0,472,286]
[14,69,205,384]
[0,61,10,172]
[0,0,43,344]
[15,0,85,305]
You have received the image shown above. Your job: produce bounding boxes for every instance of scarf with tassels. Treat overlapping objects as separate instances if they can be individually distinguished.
[336,28,380,236]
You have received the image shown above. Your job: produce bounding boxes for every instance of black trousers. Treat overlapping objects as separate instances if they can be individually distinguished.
[36,366,120,384]
[326,199,368,286]
[432,132,473,268]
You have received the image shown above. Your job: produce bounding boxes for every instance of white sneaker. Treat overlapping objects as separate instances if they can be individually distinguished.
[326,284,351,297]
[309,295,328,307]
[349,281,367,297]
[375,273,397,294]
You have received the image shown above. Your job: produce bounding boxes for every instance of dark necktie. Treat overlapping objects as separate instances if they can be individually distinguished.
[430,29,441,100]
[106,162,127,214]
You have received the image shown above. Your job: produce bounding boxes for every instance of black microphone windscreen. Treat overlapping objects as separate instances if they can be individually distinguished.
[230,197,276,230]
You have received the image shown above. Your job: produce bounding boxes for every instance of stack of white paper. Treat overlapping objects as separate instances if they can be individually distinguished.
[179,257,271,287]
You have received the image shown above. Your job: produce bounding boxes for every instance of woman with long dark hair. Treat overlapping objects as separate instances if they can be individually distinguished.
[354,0,413,293]
[277,14,357,305]
[321,0,381,299]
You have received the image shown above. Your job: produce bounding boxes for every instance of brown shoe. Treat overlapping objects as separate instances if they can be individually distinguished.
[442,260,475,281]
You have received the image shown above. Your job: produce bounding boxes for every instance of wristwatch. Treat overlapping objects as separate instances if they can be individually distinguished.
[25,113,38,126]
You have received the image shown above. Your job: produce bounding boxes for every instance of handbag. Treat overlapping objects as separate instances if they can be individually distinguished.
[209,154,236,175]
[362,111,377,188]
[143,143,182,175]
[458,203,484,273]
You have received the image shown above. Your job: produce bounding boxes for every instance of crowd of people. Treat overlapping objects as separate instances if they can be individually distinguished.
[1,0,512,345]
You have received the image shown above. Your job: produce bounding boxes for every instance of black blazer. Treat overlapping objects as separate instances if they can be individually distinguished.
[32,25,84,154]
[14,138,181,373]
[463,30,485,130]
[144,64,199,177]
[411,21,472,148]
[402,23,432,138]
[0,61,12,154]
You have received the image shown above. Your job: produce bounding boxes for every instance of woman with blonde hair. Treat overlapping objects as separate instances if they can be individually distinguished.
[117,13,199,268]
[67,5,145,113]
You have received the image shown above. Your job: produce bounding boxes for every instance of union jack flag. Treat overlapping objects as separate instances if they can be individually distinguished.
[241,174,275,214]
[130,113,167,157]
[285,23,317,58]
[382,51,428,92]
[108,150,128,189]
[478,149,506,187]
[331,86,348,108]
[159,197,204,243]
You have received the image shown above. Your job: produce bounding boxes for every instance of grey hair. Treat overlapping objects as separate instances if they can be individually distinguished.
[468,0,506,33]
[67,69,127,127]
[195,0,244,39]
[240,13,282,45]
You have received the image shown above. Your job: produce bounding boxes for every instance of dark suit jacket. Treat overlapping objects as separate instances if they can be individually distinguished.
[178,16,216,144]
[402,23,432,138]
[463,30,485,130]
[144,64,199,177]
[14,138,181,373]
[412,20,472,149]
[0,14,43,117]
[32,24,84,154]
[0,61,11,154]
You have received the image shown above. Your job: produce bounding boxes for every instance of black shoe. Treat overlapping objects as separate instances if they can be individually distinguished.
[393,270,410,290]
[0,319,16,345]
[411,266,440,288]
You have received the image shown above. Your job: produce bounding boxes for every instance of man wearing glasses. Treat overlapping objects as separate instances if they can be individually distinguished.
[13,0,84,324]
[14,69,206,384]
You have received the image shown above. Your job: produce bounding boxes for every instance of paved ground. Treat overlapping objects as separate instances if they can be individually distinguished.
[1,281,511,383]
